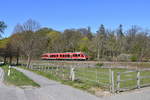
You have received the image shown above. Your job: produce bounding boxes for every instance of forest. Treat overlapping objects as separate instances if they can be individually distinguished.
[0,19,150,66]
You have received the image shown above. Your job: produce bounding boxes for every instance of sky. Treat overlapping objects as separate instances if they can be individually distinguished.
[1,0,150,37]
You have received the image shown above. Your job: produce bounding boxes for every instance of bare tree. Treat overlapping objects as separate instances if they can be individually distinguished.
[95,24,107,60]
[12,19,47,67]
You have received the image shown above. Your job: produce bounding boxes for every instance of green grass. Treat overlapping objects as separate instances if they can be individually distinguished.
[20,66,150,93]
[104,62,150,68]
[1,65,40,87]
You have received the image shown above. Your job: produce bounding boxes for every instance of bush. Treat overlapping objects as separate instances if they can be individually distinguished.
[95,63,104,68]
[130,56,138,62]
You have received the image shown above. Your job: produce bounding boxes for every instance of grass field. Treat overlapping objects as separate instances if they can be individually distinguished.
[20,65,150,94]
[1,65,40,87]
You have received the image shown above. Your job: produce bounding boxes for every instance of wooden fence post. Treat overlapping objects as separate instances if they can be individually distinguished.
[137,71,140,89]
[70,67,75,81]
[42,66,43,71]
[117,72,121,93]
[43,66,45,72]
[109,69,112,92]
[62,67,65,79]
[96,69,98,83]
[39,66,40,71]
[44,66,46,72]
[111,70,115,93]
[8,65,11,76]
[31,65,33,70]
[45,66,46,72]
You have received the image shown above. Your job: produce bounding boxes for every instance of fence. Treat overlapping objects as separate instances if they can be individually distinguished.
[75,67,113,91]
[25,64,150,93]
[27,64,114,92]
[116,70,150,93]
[29,64,71,80]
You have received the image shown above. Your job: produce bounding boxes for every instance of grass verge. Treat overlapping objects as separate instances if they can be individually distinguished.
[1,65,40,87]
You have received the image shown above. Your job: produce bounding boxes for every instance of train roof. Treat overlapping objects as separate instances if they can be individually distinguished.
[43,52,84,55]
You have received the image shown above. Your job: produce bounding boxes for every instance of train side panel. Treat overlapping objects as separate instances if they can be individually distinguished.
[41,52,89,60]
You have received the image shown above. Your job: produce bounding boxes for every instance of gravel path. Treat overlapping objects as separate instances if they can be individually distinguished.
[15,67,101,100]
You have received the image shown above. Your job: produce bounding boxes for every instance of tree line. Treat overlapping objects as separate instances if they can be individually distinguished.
[0,19,150,67]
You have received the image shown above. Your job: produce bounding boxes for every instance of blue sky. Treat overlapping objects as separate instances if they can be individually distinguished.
[1,0,150,37]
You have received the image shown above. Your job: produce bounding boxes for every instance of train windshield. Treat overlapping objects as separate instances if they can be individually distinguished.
[42,54,48,57]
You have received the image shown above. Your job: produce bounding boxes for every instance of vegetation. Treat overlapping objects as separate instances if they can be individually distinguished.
[0,19,150,66]
[95,63,104,67]
[0,21,7,35]
[1,65,39,87]
[130,55,138,62]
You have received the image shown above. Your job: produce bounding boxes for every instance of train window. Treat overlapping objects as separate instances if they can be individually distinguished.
[60,55,62,57]
[66,54,70,57]
[78,54,80,57]
[51,55,55,57]
[73,54,77,57]
[64,55,69,57]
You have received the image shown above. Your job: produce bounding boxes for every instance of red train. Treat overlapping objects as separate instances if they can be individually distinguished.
[41,52,89,60]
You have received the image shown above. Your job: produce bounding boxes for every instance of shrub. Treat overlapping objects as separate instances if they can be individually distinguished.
[130,56,138,62]
[95,63,104,68]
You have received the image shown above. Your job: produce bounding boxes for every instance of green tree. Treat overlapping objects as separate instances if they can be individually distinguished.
[116,24,125,55]
[0,38,9,48]
[0,21,7,33]
[0,21,7,37]
[47,30,62,52]
[78,37,90,53]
